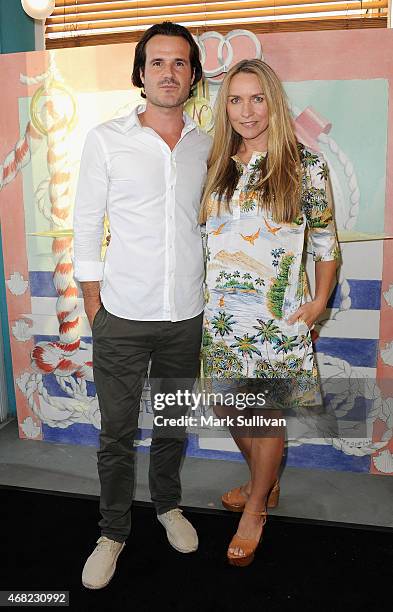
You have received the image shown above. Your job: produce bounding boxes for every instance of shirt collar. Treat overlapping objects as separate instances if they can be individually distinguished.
[122,103,198,136]
[231,150,268,167]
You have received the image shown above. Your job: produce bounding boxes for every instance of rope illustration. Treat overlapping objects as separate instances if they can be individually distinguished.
[318,132,360,231]
[4,52,96,430]
[0,122,43,191]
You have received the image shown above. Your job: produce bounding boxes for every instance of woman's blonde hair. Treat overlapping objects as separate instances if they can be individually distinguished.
[199,59,302,224]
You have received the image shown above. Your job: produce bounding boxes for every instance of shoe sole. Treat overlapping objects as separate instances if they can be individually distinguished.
[227,536,263,567]
[82,543,125,590]
[82,577,113,590]
[222,498,278,512]
[166,532,198,554]
[228,553,255,567]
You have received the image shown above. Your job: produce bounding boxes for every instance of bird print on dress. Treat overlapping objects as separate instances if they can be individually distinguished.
[240,227,260,245]
[210,222,227,236]
[264,217,282,234]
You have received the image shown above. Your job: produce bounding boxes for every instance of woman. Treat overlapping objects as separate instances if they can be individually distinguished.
[199,59,340,566]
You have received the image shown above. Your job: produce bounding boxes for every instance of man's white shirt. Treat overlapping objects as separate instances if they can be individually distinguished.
[73,104,211,322]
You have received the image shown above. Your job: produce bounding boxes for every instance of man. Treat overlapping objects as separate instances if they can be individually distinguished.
[73,22,211,590]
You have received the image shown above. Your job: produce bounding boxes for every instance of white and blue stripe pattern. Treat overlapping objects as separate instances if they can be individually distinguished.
[28,237,382,472]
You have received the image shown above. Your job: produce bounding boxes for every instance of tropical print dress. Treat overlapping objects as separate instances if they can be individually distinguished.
[201,144,341,407]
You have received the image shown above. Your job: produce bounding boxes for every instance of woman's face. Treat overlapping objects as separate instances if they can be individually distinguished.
[226,72,269,147]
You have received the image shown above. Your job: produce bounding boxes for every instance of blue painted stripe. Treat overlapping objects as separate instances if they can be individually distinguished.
[30,272,381,312]
[327,279,381,310]
[29,271,57,297]
[40,373,96,399]
[30,272,381,310]
[315,338,378,367]
[41,423,370,474]
[29,271,82,298]
[42,422,100,447]
[0,224,16,415]
[286,443,370,472]
[34,335,92,345]
[187,437,370,472]
[185,438,369,472]
[184,435,369,471]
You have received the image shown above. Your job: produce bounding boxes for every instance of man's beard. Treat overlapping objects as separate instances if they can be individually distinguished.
[147,90,190,109]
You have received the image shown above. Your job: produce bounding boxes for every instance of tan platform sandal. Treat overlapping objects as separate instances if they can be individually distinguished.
[222,479,279,512]
[227,508,267,567]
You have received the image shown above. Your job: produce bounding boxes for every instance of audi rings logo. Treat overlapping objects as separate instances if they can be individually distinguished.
[194,30,263,81]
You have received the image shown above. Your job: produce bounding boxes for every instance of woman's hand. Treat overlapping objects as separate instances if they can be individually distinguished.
[286,298,327,331]
[287,260,337,330]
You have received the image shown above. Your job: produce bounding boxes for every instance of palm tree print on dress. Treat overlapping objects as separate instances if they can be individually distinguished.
[211,311,237,337]
[230,333,261,377]
[272,333,300,357]
[215,270,263,294]
[300,144,336,233]
[202,338,244,378]
[271,248,286,276]
[267,253,295,319]
[253,318,280,369]
[317,162,329,182]
[245,155,266,191]
[239,190,257,213]
[252,318,310,378]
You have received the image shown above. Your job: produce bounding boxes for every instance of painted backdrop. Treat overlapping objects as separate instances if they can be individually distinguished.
[0,28,393,475]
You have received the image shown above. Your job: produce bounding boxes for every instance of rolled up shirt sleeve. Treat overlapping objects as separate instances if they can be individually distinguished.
[73,128,108,281]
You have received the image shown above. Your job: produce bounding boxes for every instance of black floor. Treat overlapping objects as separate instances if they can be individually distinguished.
[1,487,392,611]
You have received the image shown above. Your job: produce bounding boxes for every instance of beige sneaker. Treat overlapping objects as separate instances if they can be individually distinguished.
[82,536,125,590]
[157,508,198,553]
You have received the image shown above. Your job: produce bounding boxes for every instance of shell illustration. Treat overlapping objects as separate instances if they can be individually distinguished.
[6,272,28,295]
[19,416,41,439]
[383,284,393,307]
[16,372,30,395]
[380,341,393,367]
[12,319,33,342]
[373,449,393,473]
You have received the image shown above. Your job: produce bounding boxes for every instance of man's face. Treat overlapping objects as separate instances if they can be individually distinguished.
[140,35,195,109]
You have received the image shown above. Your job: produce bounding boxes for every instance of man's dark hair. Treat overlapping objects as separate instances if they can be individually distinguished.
[131,21,203,99]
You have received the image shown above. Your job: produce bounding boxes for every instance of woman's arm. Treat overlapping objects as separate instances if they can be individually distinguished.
[287,152,340,329]
[287,259,337,329]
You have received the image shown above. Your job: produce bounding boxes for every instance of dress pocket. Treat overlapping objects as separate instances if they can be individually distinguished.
[296,319,313,335]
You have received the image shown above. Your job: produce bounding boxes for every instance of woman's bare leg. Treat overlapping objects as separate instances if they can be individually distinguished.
[214,403,253,492]
[227,430,254,493]
[229,433,285,557]
[216,405,281,497]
